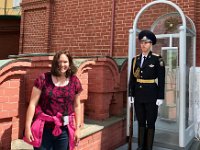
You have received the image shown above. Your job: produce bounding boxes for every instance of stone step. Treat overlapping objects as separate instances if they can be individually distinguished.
[11,139,33,150]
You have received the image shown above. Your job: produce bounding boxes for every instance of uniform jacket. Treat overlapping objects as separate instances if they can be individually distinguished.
[129,51,165,103]
[23,106,76,150]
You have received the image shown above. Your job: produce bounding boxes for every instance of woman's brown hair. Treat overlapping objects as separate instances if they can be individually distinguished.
[51,50,77,77]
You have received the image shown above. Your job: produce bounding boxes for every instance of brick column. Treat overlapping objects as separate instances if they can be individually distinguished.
[85,57,125,120]
[20,0,54,54]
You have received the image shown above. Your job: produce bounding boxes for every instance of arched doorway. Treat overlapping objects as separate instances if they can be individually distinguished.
[127,0,196,148]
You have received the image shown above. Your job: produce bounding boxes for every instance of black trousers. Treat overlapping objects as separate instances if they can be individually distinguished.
[134,102,158,129]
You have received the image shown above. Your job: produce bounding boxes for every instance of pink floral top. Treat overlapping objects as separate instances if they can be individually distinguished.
[34,72,82,116]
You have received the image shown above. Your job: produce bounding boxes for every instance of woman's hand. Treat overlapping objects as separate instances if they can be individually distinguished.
[24,86,41,143]
[74,92,81,147]
[74,128,80,146]
[25,127,34,142]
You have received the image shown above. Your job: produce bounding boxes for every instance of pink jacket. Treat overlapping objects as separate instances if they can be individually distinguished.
[23,106,75,150]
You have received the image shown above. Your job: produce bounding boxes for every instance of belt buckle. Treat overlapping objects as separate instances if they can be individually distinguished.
[62,115,69,126]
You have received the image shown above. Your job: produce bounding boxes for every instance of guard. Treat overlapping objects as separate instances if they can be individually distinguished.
[129,30,165,150]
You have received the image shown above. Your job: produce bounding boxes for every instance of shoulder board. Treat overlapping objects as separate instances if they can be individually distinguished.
[152,53,159,56]
[136,54,140,58]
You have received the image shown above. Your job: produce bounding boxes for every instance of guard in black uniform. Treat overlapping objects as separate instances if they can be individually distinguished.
[129,30,165,150]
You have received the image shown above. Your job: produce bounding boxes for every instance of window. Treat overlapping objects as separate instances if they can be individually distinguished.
[13,0,21,8]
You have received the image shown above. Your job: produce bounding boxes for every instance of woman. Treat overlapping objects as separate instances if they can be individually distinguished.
[24,50,82,150]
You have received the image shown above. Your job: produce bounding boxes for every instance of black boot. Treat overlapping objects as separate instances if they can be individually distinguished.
[146,128,155,150]
[137,127,146,150]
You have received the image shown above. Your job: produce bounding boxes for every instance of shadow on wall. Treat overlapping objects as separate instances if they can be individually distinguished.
[0,118,12,150]
[18,76,27,139]
[0,18,20,59]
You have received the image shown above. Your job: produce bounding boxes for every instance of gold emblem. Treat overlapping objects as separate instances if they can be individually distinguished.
[159,58,164,66]
[133,67,140,78]
[149,64,154,68]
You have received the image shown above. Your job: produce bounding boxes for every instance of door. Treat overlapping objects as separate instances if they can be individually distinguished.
[155,47,179,146]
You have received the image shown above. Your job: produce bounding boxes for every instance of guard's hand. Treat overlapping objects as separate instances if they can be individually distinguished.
[129,97,134,103]
[156,99,163,106]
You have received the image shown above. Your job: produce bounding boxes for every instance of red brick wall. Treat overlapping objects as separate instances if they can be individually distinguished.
[20,0,197,58]
[22,9,47,53]
[20,0,53,54]
[50,0,112,56]
[0,60,31,150]
[78,120,126,150]
[84,57,127,120]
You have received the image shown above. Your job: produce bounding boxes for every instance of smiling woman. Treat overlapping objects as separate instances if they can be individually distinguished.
[24,50,83,150]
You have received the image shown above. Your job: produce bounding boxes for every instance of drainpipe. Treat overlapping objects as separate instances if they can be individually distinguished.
[110,0,115,57]
[47,0,54,53]
[4,0,7,15]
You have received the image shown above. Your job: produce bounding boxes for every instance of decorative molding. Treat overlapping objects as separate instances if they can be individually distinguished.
[21,0,54,7]
[20,0,54,53]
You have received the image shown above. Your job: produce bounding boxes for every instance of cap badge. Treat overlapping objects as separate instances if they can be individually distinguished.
[142,36,148,41]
